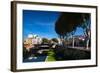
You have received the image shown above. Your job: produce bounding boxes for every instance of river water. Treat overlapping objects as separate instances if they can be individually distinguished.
[23,55,47,62]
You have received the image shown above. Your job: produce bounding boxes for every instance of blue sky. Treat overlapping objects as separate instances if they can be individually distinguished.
[23,10,85,39]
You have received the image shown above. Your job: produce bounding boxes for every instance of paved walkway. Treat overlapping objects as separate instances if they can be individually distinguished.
[68,46,90,51]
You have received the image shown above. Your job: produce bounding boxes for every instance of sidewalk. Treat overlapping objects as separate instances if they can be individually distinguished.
[68,46,90,51]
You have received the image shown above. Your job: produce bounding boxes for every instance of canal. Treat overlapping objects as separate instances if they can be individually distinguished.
[23,55,47,62]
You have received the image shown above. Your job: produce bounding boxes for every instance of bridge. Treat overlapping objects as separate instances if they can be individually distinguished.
[29,44,51,55]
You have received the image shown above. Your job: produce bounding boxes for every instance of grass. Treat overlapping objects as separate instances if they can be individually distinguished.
[45,49,56,62]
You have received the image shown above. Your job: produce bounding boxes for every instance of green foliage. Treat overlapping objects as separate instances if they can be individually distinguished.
[51,38,58,43]
[54,47,90,60]
[23,47,31,59]
[55,13,90,46]
[42,38,49,44]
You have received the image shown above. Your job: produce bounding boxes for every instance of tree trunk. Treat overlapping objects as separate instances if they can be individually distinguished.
[72,36,75,48]
[86,39,89,49]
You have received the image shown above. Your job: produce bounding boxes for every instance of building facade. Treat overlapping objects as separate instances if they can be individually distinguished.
[24,34,42,51]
